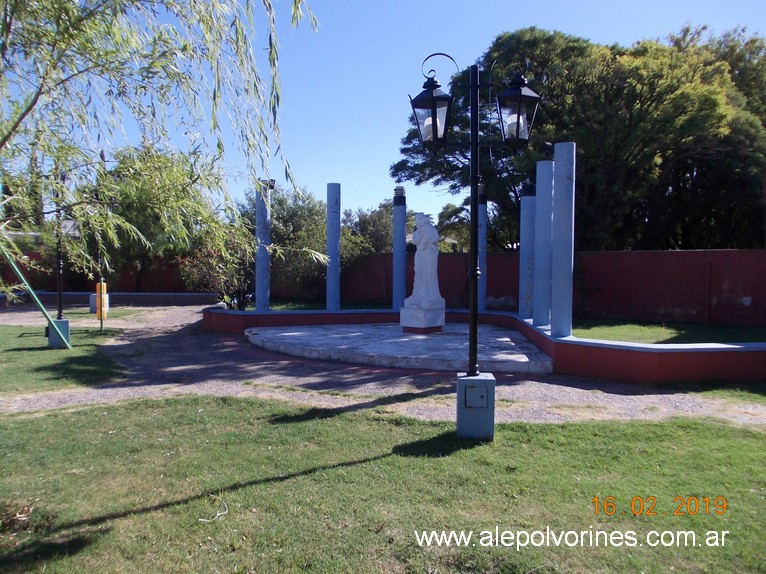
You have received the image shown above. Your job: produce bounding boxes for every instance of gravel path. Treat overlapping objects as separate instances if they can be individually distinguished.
[1,304,765,427]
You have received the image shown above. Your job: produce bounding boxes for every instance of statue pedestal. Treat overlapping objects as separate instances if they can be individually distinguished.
[400,306,445,334]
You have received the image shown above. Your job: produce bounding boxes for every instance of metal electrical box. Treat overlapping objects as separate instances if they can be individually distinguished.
[465,385,488,408]
[456,373,496,441]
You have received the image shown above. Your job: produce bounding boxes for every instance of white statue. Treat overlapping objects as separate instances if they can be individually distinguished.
[404,213,445,310]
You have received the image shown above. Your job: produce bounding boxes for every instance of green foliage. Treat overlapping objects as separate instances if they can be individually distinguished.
[0,0,316,295]
[342,200,397,253]
[391,26,766,251]
[84,145,226,290]
[177,221,255,310]
[437,202,470,252]
[240,185,328,303]
[341,201,419,260]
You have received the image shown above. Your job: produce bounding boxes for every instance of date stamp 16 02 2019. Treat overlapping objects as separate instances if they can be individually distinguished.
[592,496,727,517]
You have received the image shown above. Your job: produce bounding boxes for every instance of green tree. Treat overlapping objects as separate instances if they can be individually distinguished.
[177,220,255,310]
[342,200,402,254]
[391,26,766,251]
[1,0,315,294]
[88,145,222,290]
[240,185,327,303]
[436,202,469,252]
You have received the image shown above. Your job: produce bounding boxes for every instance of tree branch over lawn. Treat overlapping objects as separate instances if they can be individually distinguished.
[0,0,316,294]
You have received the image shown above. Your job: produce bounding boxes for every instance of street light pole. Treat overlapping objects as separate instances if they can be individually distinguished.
[411,56,540,378]
[467,64,481,376]
[56,172,64,321]
[409,55,541,439]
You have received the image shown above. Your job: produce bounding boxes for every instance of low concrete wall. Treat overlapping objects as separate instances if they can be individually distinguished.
[203,308,400,334]
[202,307,766,384]
[3,291,218,307]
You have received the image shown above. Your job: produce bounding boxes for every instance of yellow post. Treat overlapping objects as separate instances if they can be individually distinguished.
[96,280,108,322]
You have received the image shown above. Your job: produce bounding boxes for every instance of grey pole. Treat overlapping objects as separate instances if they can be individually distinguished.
[532,161,554,327]
[326,183,341,311]
[255,182,272,312]
[551,142,576,337]
[393,185,407,309]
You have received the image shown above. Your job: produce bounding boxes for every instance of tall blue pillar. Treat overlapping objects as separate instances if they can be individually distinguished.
[532,161,554,327]
[551,142,576,337]
[518,185,536,319]
[393,186,407,310]
[254,183,271,312]
[478,184,488,312]
[326,183,341,311]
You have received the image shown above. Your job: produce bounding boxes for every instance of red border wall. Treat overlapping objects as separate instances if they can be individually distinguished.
[341,250,766,327]
[202,307,766,384]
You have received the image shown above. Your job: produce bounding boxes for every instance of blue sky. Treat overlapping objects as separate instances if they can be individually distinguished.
[226,0,765,218]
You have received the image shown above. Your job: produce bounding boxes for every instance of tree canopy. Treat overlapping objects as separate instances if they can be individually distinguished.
[0,0,315,293]
[391,26,766,251]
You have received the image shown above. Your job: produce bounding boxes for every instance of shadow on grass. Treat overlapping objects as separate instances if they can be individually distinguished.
[0,327,124,391]
[0,415,487,569]
[392,430,486,457]
[29,330,124,386]
[0,529,108,573]
[268,388,454,424]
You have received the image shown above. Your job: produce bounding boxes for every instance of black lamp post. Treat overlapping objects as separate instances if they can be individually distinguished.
[410,55,540,376]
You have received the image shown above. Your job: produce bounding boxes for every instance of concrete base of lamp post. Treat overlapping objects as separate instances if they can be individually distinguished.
[456,372,496,441]
[47,319,70,349]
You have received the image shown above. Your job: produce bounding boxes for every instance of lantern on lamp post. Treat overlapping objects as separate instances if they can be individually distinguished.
[410,76,453,153]
[409,53,457,153]
[497,73,541,151]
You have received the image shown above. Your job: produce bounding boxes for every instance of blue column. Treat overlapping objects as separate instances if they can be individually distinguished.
[551,142,576,338]
[532,161,554,327]
[478,185,488,312]
[392,186,407,310]
[254,183,271,312]
[518,186,536,319]
[326,183,341,311]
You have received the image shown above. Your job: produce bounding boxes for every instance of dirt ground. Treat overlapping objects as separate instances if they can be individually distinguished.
[1,304,765,428]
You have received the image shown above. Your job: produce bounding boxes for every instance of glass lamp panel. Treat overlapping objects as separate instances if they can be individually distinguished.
[503,102,529,141]
[435,104,449,139]
[414,108,434,142]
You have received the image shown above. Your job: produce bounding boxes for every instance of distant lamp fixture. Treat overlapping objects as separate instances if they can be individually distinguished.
[409,54,456,153]
[497,73,541,151]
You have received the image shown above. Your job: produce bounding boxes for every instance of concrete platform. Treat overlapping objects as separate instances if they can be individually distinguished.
[245,322,552,374]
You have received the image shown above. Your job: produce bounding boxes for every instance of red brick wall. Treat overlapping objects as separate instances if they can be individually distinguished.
[342,250,766,327]
[576,250,766,326]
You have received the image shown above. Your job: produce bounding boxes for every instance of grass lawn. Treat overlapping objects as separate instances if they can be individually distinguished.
[572,318,766,344]
[0,326,123,394]
[1,397,763,574]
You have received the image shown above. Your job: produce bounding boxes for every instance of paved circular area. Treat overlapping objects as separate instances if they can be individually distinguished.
[1,304,765,427]
[245,323,552,374]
